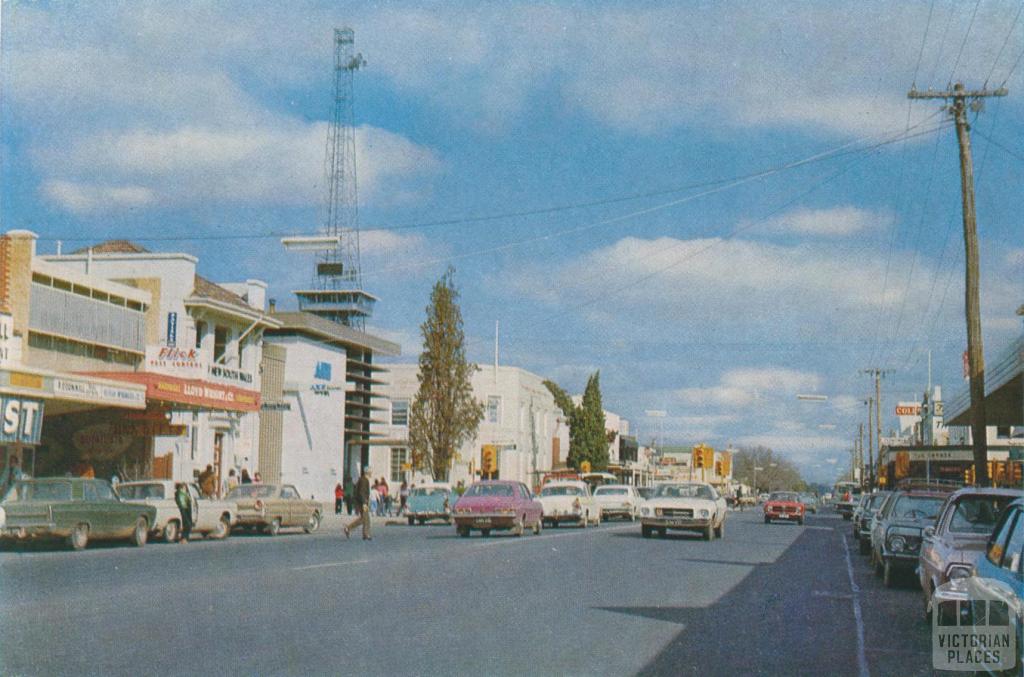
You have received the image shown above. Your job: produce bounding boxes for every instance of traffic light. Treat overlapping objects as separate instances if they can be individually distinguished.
[481,445,497,475]
[692,447,704,469]
[720,453,732,477]
[714,461,722,476]
[1011,462,1022,485]
[964,466,975,485]
[704,448,714,470]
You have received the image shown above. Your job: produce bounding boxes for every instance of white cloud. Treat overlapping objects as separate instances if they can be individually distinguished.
[35,124,441,214]
[754,206,893,237]
[677,367,821,409]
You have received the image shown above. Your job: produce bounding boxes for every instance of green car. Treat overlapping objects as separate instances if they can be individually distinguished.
[0,477,157,551]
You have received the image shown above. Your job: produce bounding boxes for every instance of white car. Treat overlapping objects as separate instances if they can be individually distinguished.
[639,482,727,540]
[593,484,641,522]
[118,480,237,541]
[538,481,601,528]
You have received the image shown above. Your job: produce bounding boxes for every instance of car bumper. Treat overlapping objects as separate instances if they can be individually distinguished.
[408,512,450,520]
[543,512,585,523]
[1,523,62,540]
[766,512,803,520]
[453,514,518,530]
[882,551,920,568]
[599,508,633,517]
[642,517,711,530]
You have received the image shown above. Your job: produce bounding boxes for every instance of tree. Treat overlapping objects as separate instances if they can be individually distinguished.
[544,371,608,471]
[408,268,484,481]
[732,446,807,493]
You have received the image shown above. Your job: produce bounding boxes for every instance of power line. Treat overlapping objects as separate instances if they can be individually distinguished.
[913,0,938,87]
[948,0,983,87]
[985,0,1024,86]
[971,126,1024,161]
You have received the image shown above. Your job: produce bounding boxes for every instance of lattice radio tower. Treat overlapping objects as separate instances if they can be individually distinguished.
[291,27,377,329]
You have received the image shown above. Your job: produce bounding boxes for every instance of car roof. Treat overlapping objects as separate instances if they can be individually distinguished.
[120,480,174,486]
[414,483,452,489]
[595,484,631,489]
[947,487,1024,499]
[545,480,587,487]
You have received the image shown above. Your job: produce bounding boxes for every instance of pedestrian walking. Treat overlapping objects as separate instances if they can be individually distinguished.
[370,482,380,516]
[344,468,372,540]
[378,478,390,516]
[240,468,252,484]
[334,483,344,515]
[226,469,239,493]
[174,483,192,543]
[735,485,744,512]
[399,481,409,516]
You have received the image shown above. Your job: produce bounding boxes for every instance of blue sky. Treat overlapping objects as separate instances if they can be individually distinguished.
[2,1,1022,482]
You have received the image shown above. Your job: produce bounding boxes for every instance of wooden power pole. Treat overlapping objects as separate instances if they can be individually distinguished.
[909,82,1008,486]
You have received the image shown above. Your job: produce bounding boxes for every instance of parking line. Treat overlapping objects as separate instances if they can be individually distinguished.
[840,532,870,677]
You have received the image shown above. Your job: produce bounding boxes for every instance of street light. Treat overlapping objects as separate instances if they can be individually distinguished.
[797,394,828,401]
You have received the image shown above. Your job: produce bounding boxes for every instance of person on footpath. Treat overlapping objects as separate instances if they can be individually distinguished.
[225,468,239,494]
[174,483,193,543]
[378,478,389,516]
[334,482,344,514]
[344,468,372,541]
[735,485,744,512]
[369,481,380,516]
[399,481,409,516]
[240,468,252,484]
[198,464,216,498]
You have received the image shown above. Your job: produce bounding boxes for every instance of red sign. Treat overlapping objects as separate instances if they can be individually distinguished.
[77,372,260,413]
[895,405,921,416]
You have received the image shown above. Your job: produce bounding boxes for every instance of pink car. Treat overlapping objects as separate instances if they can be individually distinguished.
[452,480,544,537]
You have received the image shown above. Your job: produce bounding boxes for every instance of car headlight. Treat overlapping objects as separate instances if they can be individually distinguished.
[946,564,972,581]
[700,509,710,518]
[641,507,651,516]
[889,535,906,552]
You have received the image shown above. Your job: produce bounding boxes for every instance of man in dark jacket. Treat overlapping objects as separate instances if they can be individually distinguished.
[344,467,372,540]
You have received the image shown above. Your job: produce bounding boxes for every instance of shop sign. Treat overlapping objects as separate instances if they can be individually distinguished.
[53,378,147,407]
[895,405,921,416]
[260,402,291,411]
[166,312,178,347]
[145,345,206,380]
[314,361,332,381]
[909,449,975,462]
[1,395,44,444]
[208,364,254,385]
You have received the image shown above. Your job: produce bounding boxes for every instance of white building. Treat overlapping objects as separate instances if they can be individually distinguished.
[43,240,279,488]
[372,364,570,488]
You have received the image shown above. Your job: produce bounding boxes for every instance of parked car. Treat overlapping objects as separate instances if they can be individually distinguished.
[970,497,1024,672]
[0,477,157,550]
[405,483,454,525]
[593,484,641,521]
[639,482,727,540]
[538,480,600,528]
[763,491,806,525]
[870,488,949,587]
[851,494,870,535]
[118,480,237,541]
[919,487,1023,622]
[452,480,543,537]
[855,491,892,554]
[799,493,819,514]
[226,483,322,536]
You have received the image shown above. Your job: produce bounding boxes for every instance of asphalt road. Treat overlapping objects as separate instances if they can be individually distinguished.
[0,509,935,676]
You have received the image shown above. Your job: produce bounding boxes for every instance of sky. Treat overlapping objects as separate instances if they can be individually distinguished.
[2,1,1022,483]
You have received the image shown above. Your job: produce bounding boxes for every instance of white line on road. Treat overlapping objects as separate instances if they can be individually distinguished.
[841,531,870,677]
[804,525,834,531]
[292,558,372,571]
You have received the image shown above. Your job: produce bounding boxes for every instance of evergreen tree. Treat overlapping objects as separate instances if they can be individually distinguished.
[408,268,484,481]
[544,371,608,471]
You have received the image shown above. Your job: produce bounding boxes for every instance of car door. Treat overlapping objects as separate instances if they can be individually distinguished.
[281,485,301,525]
[922,499,954,584]
[187,484,206,530]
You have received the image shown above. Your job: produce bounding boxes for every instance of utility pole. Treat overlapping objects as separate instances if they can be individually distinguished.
[857,422,864,488]
[909,82,1008,487]
[861,370,891,487]
[865,398,874,488]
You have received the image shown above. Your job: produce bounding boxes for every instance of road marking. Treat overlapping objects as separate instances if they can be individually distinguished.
[840,531,870,677]
[805,525,833,531]
[812,590,853,600]
[292,558,372,571]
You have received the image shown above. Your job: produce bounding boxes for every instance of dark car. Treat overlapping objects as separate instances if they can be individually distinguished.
[855,491,892,555]
[870,488,950,587]
[0,477,157,550]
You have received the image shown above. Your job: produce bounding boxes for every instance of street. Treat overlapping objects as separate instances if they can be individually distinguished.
[1,510,935,677]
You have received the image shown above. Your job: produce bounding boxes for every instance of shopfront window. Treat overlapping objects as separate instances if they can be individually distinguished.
[391,399,409,426]
[213,325,229,363]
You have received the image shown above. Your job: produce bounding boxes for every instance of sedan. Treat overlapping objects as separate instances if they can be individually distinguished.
[919,487,1022,621]
[593,484,641,522]
[538,481,600,528]
[763,491,805,525]
[226,484,322,536]
[0,478,156,550]
[639,482,727,540]
[870,489,949,587]
[452,480,543,537]
[118,480,237,541]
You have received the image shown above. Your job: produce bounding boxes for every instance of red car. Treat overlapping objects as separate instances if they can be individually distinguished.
[452,480,543,537]
[764,491,806,525]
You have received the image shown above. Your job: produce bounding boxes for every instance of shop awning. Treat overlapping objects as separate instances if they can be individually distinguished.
[78,371,260,413]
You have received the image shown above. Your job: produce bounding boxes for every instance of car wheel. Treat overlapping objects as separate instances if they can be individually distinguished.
[764,516,771,524]
[130,517,149,547]
[481,529,491,537]
[641,525,652,538]
[408,516,415,526]
[550,520,557,528]
[457,526,470,538]
[924,586,934,624]
[658,528,667,538]
[163,519,180,543]
[883,559,894,588]
[512,517,524,537]
[418,518,426,526]
[533,518,542,535]
[266,518,281,536]
[67,523,89,551]
[874,553,884,577]
[213,515,231,539]
[858,538,870,555]
[704,524,714,541]
[580,514,588,529]
[715,520,724,539]
[630,511,637,522]
[304,512,321,534]
[798,517,804,526]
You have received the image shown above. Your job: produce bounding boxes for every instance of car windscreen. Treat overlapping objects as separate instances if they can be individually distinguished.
[769,492,799,502]
[226,485,276,499]
[868,493,888,509]
[464,484,514,498]
[411,487,447,497]
[5,480,72,502]
[948,495,1016,534]
[890,495,944,520]
[541,486,585,497]
[118,484,166,500]
[655,484,714,500]
[595,488,628,496]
